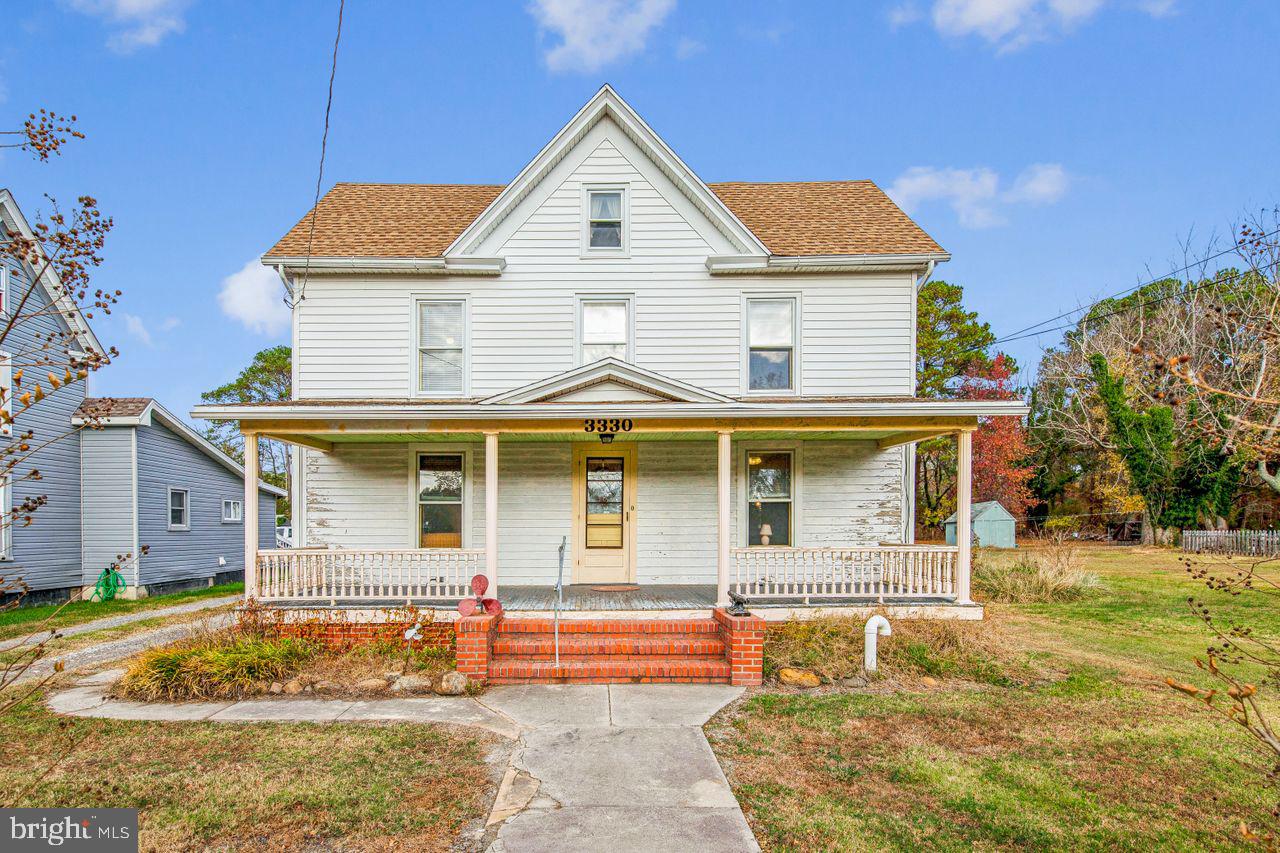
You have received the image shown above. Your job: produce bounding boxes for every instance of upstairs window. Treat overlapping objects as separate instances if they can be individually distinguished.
[584,188,626,253]
[417,300,465,396]
[168,488,190,531]
[746,297,796,392]
[579,298,631,363]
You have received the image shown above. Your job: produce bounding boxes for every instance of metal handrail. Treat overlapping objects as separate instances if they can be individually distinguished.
[555,536,567,666]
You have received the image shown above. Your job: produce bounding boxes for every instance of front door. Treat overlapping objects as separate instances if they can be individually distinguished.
[572,443,636,583]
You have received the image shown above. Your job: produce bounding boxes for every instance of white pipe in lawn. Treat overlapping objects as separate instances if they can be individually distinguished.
[864,614,892,673]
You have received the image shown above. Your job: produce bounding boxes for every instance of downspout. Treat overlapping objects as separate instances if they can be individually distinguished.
[915,259,937,291]
[276,264,297,305]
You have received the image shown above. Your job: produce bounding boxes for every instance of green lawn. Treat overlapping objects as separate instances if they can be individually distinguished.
[0,582,243,643]
[708,546,1280,851]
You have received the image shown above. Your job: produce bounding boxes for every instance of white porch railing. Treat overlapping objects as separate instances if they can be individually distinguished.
[254,548,484,602]
[731,545,959,602]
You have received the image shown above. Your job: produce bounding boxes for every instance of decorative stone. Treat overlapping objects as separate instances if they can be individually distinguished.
[777,668,821,688]
[355,678,389,693]
[391,674,434,694]
[282,679,305,695]
[434,670,468,696]
[841,676,868,688]
[313,679,341,694]
[268,682,284,694]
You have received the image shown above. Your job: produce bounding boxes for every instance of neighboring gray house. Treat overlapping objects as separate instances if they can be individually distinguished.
[946,501,1017,549]
[75,397,283,598]
[0,189,281,604]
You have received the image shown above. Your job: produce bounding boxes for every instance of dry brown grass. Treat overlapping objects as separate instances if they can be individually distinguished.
[974,541,1103,603]
[116,628,318,701]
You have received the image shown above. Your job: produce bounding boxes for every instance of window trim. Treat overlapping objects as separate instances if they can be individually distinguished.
[738,442,803,548]
[574,293,635,365]
[0,266,8,317]
[406,446,473,549]
[0,474,11,560]
[410,295,470,399]
[741,293,802,396]
[167,487,190,532]
[222,499,243,524]
[580,184,630,257]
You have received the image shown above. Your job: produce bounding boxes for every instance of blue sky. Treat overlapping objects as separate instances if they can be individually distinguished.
[2,0,1277,417]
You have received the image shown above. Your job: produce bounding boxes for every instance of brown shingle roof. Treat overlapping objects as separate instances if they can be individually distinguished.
[76,397,152,418]
[708,181,944,256]
[264,180,942,260]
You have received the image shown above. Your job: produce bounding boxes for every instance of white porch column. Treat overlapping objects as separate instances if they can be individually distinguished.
[485,431,499,596]
[716,429,732,607]
[243,430,259,601]
[955,429,973,603]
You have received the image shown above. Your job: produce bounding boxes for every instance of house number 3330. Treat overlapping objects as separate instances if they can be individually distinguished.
[583,418,633,433]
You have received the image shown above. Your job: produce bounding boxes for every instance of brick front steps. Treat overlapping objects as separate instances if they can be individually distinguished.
[476,610,764,686]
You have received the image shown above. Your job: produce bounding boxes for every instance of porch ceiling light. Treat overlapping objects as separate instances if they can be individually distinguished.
[598,432,615,444]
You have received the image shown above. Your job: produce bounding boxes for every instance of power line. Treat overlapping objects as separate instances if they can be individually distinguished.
[965,228,1280,357]
[294,0,345,307]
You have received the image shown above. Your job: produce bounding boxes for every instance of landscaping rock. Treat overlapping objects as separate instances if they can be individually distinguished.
[920,676,939,688]
[390,674,434,694]
[434,670,468,696]
[841,675,868,688]
[388,660,408,675]
[355,678,389,694]
[777,668,821,688]
[313,680,341,694]
[268,682,283,695]
[282,679,305,695]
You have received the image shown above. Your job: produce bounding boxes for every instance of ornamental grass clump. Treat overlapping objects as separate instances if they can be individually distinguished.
[119,630,317,701]
[974,543,1103,603]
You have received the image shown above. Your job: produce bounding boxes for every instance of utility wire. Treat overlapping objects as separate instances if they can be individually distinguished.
[294,0,345,307]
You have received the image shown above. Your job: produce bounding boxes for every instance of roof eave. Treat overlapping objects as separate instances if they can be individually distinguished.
[261,256,506,275]
[706,251,951,275]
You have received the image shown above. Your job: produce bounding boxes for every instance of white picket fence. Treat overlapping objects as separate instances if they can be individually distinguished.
[254,548,484,602]
[731,545,958,602]
[1181,530,1280,557]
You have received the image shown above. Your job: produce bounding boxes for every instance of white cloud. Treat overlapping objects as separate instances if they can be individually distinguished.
[529,0,676,73]
[121,312,154,347]
[66,0,190,54]
[160,315,181,331]
[217,258,290,336]
[675,36,705,59]
[910,0,1171,52]
[887,162,1070,228]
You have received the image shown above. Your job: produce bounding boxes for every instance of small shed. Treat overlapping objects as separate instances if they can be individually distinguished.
[945,501,1017,548]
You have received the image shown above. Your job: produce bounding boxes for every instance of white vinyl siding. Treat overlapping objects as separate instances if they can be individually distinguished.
[292,118,915,400]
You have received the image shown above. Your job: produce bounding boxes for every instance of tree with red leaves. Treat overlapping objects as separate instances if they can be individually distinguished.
[958,354,1035,518]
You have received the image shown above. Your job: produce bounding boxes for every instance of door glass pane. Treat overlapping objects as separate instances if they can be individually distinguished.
[748,299,794,346]
[748,452,791,500]
[420,348,464,395]
[749,348,792,390]
[419,455,463,501]
[585,457,624,548]
[590,192,622,220]
[419,302,463,348]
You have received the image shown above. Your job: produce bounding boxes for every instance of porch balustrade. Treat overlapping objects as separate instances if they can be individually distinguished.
[731,545,959,602]
[254,548,484,602]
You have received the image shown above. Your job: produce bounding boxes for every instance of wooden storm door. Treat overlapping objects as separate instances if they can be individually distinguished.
[572,443,636,583]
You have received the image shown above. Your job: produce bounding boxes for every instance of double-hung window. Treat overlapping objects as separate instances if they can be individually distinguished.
[222,499,243,523]
[584,187,626,253]
[168,488,190,531]
[579,298,631,363]
[417,300,465,396]
[746,297,797,392]
[418,453,464,548]
[746,451,793,546]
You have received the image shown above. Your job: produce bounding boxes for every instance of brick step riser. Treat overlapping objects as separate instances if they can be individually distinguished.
[493,639,726,657]
[489,676,730,685]
[495,619,721,635]
[488,661,731,681]
[493,654,727,663]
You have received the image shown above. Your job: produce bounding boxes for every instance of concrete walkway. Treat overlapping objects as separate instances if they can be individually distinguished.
[1,594,238,653]
[48,677,758,852]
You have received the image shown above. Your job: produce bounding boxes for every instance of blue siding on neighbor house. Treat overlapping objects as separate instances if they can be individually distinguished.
[80,427,136,587]
[134,421,276,586]
[1,250,85,593]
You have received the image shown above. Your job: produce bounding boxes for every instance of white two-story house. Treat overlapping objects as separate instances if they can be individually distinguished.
[195,86,1024,631]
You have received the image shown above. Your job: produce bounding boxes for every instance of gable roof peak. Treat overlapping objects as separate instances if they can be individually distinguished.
[482,358,732,405]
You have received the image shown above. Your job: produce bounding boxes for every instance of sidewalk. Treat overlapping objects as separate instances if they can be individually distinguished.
[48,677,759,852]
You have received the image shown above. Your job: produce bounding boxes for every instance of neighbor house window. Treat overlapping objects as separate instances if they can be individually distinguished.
[417,300,465,396]
[746,297,796,392]
[584,188,626,252]
[579,298,631,363]
[222,499,243,523]
[747,451,792,546]
[168,488,190,531]
[0,266,8,315]
[0,476,10,559]
[418,453,464,548]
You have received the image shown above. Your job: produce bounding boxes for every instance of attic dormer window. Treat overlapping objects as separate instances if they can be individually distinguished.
[583,187,627,254]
